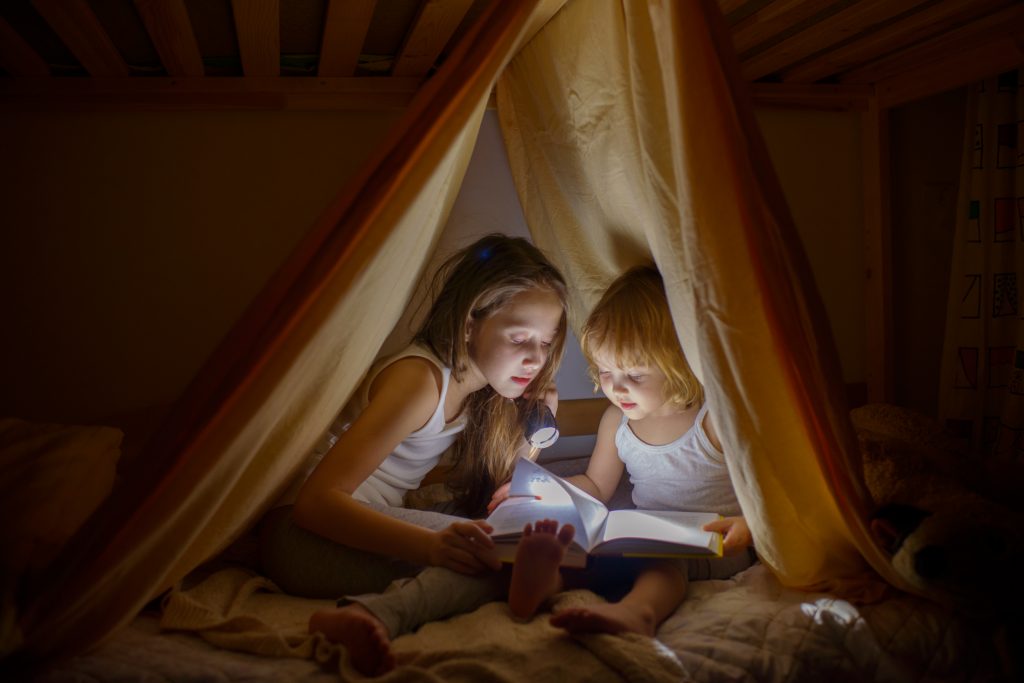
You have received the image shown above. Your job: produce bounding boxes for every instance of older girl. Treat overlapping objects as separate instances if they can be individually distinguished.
[259,234,568,610]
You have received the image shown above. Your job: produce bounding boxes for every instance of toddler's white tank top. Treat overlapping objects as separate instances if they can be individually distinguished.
[615,403,741,516]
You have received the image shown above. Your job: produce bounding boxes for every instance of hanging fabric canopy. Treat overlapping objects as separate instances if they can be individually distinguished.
[497,0,904,592]
[12,0,912,667]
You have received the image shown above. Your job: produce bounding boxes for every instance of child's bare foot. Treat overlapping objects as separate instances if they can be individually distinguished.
[308,604,395,676]
[550,601,657,637]
[507,519,575,619]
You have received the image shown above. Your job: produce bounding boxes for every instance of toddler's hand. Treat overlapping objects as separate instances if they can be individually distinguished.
[703,516,753,556]
[429,520,502,574]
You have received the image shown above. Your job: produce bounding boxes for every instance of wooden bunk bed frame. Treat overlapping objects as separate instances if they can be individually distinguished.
[2,0,1024,407]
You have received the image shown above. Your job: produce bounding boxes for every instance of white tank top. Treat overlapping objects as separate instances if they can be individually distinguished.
[615,403,741,516]
[350,345,466,505]
[278,344,465,508]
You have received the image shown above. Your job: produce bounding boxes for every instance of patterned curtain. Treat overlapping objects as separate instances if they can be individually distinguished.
[939,70,1024,460]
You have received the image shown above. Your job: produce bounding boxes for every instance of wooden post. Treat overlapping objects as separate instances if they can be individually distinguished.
[862,92,894,403]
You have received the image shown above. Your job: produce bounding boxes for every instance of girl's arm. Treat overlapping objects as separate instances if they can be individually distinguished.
[293,358,500,574]
[564,404,626,504]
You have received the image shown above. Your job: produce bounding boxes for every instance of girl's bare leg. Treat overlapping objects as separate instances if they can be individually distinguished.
[550,561,687,636]
[507,520,575,619]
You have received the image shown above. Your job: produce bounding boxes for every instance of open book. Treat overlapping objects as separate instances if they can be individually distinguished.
[486,457,723,567]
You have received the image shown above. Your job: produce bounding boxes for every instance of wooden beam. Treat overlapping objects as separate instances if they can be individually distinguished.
[31,0,129,77]
[718,0,752,16]
[784,0,1008,84]
[557,398,610,438]
[877,32,1024,109]
[733,0,836,55]
[862,94,894,404]
[0,16,50,76]
[319,0,377,77]
[741,0,929,81]
[230,0,279,77]
[841,2,1024,85]
[392,0,473,77]
[0,77,874,113]
[0,77,422,111]
[749,82,872,110]
[134,0,204,77]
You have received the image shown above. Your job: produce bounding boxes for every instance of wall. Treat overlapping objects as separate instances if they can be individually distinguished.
[0,109,401,424]
[890,89,966,415]
[754,107,866,387]
[0,105,869,440]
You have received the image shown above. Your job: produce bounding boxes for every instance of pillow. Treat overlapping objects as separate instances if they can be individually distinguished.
[0,417,122,575]
[0,418,123,657]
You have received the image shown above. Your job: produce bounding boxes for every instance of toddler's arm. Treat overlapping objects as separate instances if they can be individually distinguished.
[566,405,626,503]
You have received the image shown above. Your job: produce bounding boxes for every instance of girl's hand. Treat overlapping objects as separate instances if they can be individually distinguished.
[522,385,559,417]
[428,520,503,574]
[487,482,512,514]
[486,481,543,514]
[703,516,753,556]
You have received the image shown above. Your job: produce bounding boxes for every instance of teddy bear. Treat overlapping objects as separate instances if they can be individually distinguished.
[850,403,1024,616]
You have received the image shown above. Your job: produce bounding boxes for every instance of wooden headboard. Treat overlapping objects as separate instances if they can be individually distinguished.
[556,397,610,438]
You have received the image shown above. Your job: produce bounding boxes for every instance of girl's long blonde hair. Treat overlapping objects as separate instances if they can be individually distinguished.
[579,265,703,409]
[414,234,568,513]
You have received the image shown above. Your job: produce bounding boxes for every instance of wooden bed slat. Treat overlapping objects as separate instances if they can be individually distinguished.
[0,16,50,77]
[877,31,1024,109]
[31,0,130,77]
[318,0,377,77]
[732,0,837,56]
[134,0,205,77]
[231,0,280,77]
[741,0,930,81]
[840,2,1024,85]
[782,0,1010,84]
[718,0,753,17]
[392,0,474,77]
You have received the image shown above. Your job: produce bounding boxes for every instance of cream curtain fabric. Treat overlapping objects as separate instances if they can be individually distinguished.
[498,0,906,593]
[16,1,566,662]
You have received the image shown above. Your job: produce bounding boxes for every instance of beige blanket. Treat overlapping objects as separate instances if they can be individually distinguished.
[159,567,687,682]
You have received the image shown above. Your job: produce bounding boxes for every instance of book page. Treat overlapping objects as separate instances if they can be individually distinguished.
[486,496,584,539]
[553,473,609,550]
[600,510,721,550]
[498,457,606,549]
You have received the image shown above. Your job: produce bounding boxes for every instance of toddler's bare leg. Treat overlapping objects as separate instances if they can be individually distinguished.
[507,520,575,619]
[550,561,686,636]
[309,604,395,676]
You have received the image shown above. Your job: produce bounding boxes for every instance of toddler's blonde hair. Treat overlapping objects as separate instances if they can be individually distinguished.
[580,265,703,409]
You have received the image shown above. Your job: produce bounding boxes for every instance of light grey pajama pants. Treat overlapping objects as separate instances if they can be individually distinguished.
[258,501,478,598]
[260,502,755,639]
[349,547,758,639]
